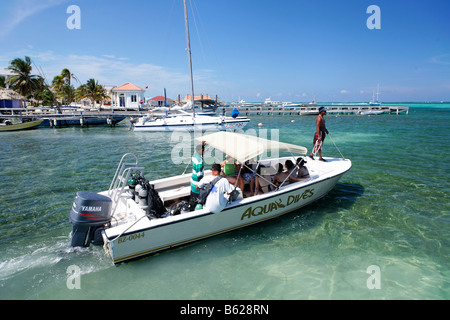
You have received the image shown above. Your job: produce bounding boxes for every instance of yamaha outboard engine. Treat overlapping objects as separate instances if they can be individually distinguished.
[69,191,112,247]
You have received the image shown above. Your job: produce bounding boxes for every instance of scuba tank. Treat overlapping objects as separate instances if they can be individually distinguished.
[134,183,148,210]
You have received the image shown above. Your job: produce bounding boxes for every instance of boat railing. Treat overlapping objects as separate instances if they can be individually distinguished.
[108,153,145,217]
[109,153,139,191]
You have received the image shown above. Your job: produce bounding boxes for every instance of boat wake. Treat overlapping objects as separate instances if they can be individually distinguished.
[0,234,113,284]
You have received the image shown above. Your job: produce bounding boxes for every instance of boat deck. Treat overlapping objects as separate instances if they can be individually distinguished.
[0,107,137,127]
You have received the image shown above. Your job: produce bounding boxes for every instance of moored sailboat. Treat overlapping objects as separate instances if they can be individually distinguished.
[132,0,249,132]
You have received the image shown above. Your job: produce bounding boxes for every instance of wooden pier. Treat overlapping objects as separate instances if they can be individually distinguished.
[221,104,409,116]
[0,107,145,127]
[0,103,409,129]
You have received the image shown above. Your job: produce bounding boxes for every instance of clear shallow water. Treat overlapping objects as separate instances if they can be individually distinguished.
[0,104,449,300]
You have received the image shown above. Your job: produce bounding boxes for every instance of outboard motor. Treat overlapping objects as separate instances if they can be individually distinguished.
[69,191,112,247]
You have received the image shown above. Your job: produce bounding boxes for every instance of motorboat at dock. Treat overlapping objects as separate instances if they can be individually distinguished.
[0,118,43,131]
[68,132,352,264]
[357,109,385,115]
[132,109,250,132]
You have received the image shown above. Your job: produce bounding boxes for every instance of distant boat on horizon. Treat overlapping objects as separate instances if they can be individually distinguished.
[369,84,381,106]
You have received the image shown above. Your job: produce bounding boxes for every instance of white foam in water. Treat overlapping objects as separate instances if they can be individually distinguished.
[0,234,112,284]
[0,243,63,281]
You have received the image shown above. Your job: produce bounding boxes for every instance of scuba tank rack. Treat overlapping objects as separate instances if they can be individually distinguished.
[108,153,145,217]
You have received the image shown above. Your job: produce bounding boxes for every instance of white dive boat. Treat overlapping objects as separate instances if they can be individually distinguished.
[68,132,352,264]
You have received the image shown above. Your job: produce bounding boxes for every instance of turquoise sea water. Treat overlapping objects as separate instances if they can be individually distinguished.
[0,103,448,300]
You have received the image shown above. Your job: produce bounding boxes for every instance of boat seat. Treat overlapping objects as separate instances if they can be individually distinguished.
[153,170,213,204]
[158,185,192,204]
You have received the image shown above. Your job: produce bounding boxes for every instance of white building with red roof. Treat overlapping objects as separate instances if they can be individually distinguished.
[148,96,175,107]
[111,82,146,110]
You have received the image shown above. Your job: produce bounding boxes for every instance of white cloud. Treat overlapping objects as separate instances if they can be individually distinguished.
[0,0,70,38]
[429,54,450,66]
[0,50,215,97]
[340,89,349,94]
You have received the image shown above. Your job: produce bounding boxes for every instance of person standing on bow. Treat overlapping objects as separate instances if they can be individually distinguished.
[309,107,329,162]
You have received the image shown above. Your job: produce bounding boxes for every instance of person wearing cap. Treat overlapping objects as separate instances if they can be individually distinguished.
[296,157,310,179]
[310,107,329,161]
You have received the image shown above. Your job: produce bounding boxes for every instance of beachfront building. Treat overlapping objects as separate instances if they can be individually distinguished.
[0,88,24,109]
[184,95,212,102]
[111,83,146,110]
[148,96,175,107]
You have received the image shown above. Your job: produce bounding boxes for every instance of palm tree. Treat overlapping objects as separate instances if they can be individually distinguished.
[0,75,6,88]
[52,69,78,106]
[74,84,87,102]
[60,68,78,105]
[35,77,57,107]
[7,56,43,99]
[81,79,108,109]
[40,88,58,107]
[52,74,65,103]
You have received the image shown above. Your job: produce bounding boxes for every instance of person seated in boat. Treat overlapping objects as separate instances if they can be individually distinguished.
[254,164,272,195]
[295,157,310,180]
[273,163,288,187]
[197,163,236,213]
[221,155,246,197]
[241,160,256,197]
[273,160,303,187]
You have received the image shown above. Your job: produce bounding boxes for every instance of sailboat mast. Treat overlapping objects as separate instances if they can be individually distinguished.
[183,0,195,116]
[376,84,380,102]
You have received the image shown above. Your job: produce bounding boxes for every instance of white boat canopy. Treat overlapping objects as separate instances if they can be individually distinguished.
[195,131,308,163]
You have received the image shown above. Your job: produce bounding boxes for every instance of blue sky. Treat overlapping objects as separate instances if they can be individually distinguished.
[0,0,449,102]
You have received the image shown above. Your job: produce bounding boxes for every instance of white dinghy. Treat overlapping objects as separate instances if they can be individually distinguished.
[68,132,351,264]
